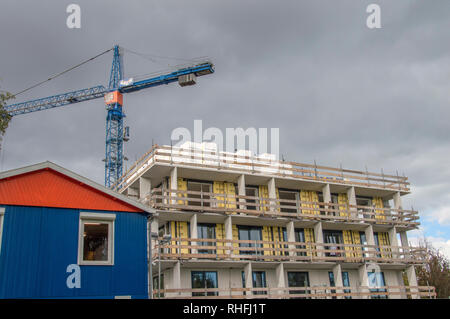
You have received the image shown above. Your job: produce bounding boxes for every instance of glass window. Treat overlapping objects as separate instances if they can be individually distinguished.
[278,190,299,213]
[252,271,267,295]
[323,230,343,257]
[359,231,369,257]
[197,223,216,254]
[191,271,218,297]
[328,271,337,299]
[356,197,372,219]
[187,181,212,207]
[153,275,164,298]
[342,271,351,299]
[241,271,247,296]
[294,228,307,256]
[78,213,115,265]
[287,272,310,298]
[368,271,387,299]
[238,225,262,255]
[245,187,258,210]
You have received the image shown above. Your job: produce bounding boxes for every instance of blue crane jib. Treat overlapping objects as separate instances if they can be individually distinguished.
[4,45,214,187]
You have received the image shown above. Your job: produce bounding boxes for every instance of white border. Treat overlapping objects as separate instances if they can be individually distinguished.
[78,212,115,266]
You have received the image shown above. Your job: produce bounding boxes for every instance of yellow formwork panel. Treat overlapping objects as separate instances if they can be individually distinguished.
[373,197,386,221]
[259,185,270,211]
[338,193,349,217]
[216,223,225,255]
[304,228,316,257]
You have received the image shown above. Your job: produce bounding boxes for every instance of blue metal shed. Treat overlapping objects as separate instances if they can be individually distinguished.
[0,162,154,299]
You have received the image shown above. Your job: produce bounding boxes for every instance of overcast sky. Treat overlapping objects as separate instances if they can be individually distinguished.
[1,0,449,256]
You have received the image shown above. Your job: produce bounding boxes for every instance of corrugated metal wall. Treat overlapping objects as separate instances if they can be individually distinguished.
[0,205,148,299]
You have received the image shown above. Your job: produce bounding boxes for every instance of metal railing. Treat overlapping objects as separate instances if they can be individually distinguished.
[153,237,426,264]
[152,285,436,299]
[147,188,420,228]
[113,145,410,192]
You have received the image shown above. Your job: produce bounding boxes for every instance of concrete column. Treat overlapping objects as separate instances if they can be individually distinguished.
[393,192,402,209]
[399,231,409,248]
[225,216,233,258]
[170,167,178,205]
[332,264,344,299]
[286,221,296,258]
[358,264,370,299]
[190,214,198,255]
[127,187,139,198]
[406,265,419,299]
[275,263,286,296]
[322,184,331,216]
[237,175,246,210]
[172,261,181,297]
[347,186,357,218]
[393,192,403,223]
[314,222,324,258]
[268,177,276,212]
[364,225,375,258]
[139,176,152,201]
[150,218,159,252]
[398,231,412,265]
[388,227,400,259]
[244,262,253,297]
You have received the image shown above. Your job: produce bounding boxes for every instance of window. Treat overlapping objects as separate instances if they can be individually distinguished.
[368,271,387,299]
[245,187,258,210]
[252,271,267,295]
[191,271,218,297]
[153,275,164,298]
[78,212,115,265]
[278,190,299,213]
[328,271,337,299]
[197,223,216,254]
[0,208,4,255]
[356,197,372,219]
[238,225,262,255]
[330,195,339,216]
[294,228,307,256]
[359,231,369,257]
[323,230,343,257]
[187,181,212,207]
[287,272,310,298]
[342,271,351,299]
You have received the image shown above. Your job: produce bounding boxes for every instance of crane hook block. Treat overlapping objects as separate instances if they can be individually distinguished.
[104,91,123,106]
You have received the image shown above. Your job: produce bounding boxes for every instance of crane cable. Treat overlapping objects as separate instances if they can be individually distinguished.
[13,47,114,97]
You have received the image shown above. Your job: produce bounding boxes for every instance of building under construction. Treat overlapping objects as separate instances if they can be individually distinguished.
[114,142,436,299]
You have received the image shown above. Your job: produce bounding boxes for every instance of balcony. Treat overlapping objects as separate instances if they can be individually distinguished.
[153,237,426,265]
[146,188,420,228]
[113,145,410,192]
[152,285,436,299]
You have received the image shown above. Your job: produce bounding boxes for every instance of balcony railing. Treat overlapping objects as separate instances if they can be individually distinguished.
[113,145,410,192]
[153,237,426,264]
[152,285,436,299]
[146,188,420,228]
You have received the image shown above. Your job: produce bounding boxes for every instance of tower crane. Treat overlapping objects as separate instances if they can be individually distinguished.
[4,45,214,187]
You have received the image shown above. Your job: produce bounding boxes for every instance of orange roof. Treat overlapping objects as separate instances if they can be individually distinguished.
[0,164,144,213]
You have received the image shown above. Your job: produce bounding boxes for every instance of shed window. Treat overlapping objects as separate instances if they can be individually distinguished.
[78,212,115,265]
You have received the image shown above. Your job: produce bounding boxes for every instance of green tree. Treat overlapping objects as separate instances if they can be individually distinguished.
[416,238,450,298]
[0,90,14,135]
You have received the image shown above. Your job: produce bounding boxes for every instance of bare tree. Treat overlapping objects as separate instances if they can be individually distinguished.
[0,90,14,155]
[415,238,450,298]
